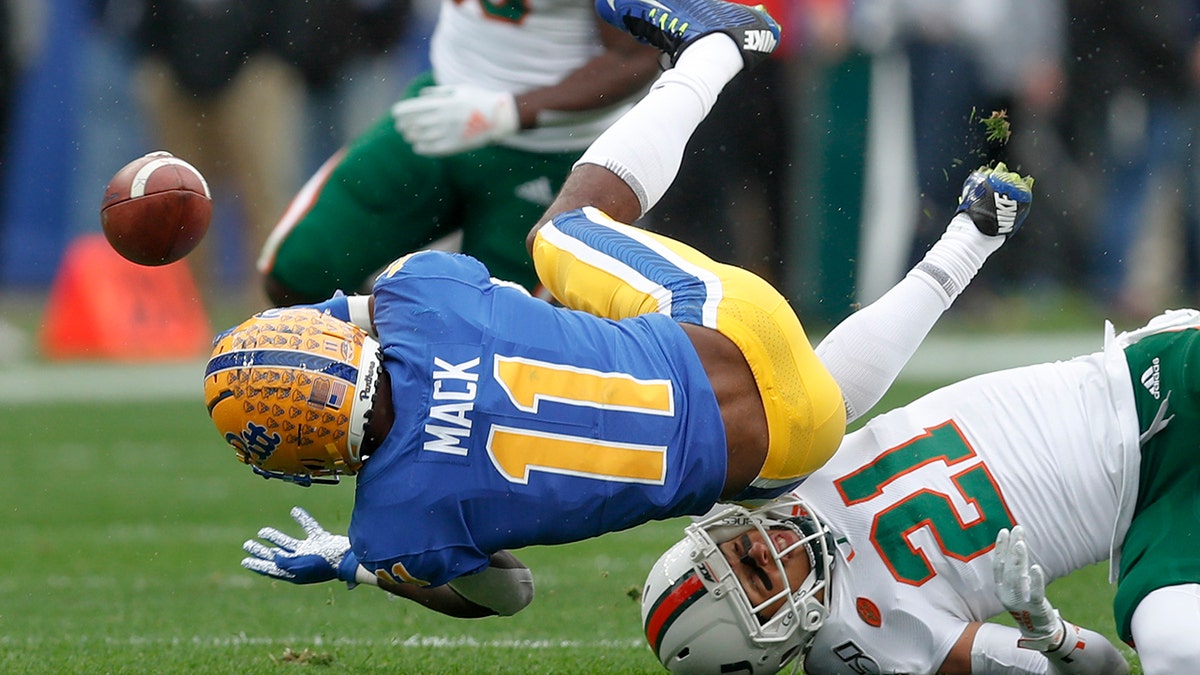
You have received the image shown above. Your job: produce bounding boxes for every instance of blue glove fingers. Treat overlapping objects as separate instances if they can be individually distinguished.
[242,556,291,580]
[256,526,301,552]
[243,539,279,561]
[290,506,327,539]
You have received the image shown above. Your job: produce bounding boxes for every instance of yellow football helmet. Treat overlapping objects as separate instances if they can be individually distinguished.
[204,308,383,486]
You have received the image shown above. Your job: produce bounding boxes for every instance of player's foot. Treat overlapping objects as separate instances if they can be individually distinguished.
[595,0,781,69]
[954,162,1034,238]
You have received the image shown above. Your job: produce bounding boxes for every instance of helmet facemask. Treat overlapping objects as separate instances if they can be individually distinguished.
[688,499,832,656]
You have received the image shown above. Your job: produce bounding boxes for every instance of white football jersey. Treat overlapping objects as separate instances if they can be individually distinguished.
[430,0,639,152]
[798,334,1141,674]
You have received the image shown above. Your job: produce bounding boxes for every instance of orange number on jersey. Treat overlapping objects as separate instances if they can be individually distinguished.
[834,421,1015,585]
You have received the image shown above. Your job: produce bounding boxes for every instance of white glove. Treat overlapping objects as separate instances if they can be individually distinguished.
[391,85,520,157]
[241,506,361,588]
[993,526,1066,652]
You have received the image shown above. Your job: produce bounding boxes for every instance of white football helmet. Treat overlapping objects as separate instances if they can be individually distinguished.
[641,497,834,674]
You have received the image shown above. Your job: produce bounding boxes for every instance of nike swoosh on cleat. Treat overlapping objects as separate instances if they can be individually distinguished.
[639,0,675,12]
[606,0,616,9]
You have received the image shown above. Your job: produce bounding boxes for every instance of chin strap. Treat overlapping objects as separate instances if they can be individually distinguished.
[250,465,340,487]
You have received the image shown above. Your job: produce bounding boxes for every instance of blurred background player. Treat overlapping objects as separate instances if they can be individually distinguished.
[110,0,410,301]
[211,0,1033,624]
[120,0,303,294]
[255,0,663,305]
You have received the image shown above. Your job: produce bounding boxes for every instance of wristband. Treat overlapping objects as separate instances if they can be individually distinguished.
[337,550,362,589]
[346,295,375,335]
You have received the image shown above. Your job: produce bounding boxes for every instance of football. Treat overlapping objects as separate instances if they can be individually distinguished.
[100,151,212,266]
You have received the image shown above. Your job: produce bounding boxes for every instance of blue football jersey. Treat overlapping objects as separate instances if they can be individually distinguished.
[348,251,727,586]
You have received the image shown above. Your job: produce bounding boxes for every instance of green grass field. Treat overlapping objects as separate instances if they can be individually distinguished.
[0,378,1141,673]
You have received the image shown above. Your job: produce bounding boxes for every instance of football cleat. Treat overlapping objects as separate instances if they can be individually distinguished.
[955,161,1034,238]
[596,0,781,70]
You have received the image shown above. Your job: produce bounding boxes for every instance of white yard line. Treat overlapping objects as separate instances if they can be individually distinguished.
[0,634,647,649]
[0,359,207,404]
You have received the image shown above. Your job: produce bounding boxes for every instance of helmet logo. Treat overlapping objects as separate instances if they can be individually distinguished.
[226,420,282,465]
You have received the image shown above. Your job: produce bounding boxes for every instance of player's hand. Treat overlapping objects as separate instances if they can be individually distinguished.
[993,526,1065,651]
[241,507,360,587]
[391,85,519,156]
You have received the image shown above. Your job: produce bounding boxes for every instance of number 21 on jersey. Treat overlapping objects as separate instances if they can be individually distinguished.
[833,420,1016,585]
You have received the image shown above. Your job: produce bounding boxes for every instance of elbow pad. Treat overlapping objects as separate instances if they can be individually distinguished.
[448,566,535,617]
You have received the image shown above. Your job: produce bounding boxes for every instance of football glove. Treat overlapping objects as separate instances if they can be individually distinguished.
[391,84,520,157]
[241,506,360,588]
[993,526,1065,652]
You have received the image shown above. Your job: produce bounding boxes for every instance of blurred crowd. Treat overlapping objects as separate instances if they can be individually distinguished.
[2,0,1200,328]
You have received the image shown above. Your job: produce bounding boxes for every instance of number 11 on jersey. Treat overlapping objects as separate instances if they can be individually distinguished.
[488,355,674,485]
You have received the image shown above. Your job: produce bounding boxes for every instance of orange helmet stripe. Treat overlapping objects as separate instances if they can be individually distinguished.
[644,571,707,657]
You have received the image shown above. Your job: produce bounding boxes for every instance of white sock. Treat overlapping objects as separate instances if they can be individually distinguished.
[815,275,947,422]
[572,35,743,215]
[815,213,1003,421]
[910,213,1004,309]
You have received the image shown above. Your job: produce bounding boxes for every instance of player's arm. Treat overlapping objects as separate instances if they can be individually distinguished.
[526,24,755,248]
[241,508,534,619]
[510,19,660,128]
[940,527,1129,674]
[374,550,535,619]
[521,21,677,246]
[295,292,377,336]
[942,621,1127,675]
[391,20,659,157]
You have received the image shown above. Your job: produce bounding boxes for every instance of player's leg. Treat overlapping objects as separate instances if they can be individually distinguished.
[814,164,1034,422]
[533,207,845,500]
[258,75,456,305]
[1128,585,1200,675]
[223,53,305,290]
[522,0,843,494]
[1114,325,1200,672]
[526,0,780,248]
